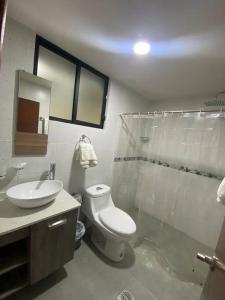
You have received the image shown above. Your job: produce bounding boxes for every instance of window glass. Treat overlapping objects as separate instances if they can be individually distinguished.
[76,68,105,125]
[37,46,76,121]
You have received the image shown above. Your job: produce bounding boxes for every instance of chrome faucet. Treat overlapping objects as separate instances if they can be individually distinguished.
[48,163,56,180]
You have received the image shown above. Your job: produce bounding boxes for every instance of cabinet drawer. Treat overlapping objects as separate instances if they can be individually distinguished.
[30,210,77,284]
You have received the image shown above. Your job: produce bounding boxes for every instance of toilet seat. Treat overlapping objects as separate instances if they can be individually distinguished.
[99,207,136,237]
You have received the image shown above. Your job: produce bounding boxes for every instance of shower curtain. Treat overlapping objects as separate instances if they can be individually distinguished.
[112,111,225,286]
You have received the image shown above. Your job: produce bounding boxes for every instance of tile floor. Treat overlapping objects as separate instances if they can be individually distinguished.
[11,237,203,300]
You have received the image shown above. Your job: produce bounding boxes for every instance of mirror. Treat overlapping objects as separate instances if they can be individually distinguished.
[15,70,52,155]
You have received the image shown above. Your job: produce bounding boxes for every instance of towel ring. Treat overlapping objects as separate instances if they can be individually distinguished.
[75,134,92,149]
[80,134,91,143]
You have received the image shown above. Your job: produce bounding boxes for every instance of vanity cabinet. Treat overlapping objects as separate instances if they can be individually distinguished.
[30,210,76,284]
[0,208,78,299]
[0,228,29,299]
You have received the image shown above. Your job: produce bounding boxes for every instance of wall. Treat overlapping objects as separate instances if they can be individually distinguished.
[0,17,150,198]
[149,96,220,111]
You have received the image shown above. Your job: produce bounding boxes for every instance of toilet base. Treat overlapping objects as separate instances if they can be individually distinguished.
[91,226,125,262]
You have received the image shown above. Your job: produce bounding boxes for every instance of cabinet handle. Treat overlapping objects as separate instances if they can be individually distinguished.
[48,219,67,230]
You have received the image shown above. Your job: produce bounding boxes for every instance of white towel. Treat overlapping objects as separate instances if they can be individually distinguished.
[76,142,98,169]
[217,177,225,204]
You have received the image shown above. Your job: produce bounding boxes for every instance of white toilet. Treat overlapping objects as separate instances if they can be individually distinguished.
[82,184,136,262]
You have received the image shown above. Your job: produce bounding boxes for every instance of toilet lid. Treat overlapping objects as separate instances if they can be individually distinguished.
[99,207,136,237]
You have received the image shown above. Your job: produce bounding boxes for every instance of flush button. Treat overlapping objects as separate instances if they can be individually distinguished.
[96,187,103,190]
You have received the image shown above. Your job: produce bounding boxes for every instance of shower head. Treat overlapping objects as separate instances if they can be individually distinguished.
[140,136,150,142]
[205,92,225,107]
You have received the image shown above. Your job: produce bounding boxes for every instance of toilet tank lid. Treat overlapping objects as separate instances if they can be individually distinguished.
[85,184,111,197]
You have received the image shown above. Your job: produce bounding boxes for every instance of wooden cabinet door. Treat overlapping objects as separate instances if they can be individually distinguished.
[30,210,77,284]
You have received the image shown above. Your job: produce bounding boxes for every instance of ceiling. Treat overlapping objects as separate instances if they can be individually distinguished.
[8,0,225,101]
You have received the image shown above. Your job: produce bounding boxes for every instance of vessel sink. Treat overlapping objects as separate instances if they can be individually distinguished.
[6,180,63,208]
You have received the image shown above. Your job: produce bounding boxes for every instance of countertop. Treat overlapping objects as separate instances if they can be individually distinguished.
[0,189,81,237]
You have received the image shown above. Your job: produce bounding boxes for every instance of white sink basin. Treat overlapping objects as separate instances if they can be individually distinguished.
[6,180,63,208]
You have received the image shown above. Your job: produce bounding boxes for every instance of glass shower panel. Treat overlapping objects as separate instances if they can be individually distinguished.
[138,113,225,293]
[112,112,225,300]
[112,116,144,212]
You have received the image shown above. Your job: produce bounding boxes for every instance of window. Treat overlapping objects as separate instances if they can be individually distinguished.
[37,46,76,121]
[33,36,109,128]
[76,67,105,125]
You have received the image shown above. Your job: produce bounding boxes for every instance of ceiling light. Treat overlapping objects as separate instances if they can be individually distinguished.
[133,41,151,55]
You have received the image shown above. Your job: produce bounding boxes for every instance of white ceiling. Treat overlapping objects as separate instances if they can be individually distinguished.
[8,0,225,101]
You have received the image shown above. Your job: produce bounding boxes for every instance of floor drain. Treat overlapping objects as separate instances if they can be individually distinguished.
[117,289,135,300]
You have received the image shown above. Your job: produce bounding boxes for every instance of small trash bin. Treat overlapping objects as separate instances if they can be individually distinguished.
[75,221,85,249]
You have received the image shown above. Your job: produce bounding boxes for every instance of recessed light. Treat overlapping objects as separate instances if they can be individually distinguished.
[133,41,151,55]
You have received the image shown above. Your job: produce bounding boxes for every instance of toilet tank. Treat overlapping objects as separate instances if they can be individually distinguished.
[83,184,113,217]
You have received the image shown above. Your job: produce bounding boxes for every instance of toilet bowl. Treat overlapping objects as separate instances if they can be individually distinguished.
[82,184,136,262]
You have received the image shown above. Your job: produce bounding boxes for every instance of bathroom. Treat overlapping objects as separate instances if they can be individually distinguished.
[0,0,225,299]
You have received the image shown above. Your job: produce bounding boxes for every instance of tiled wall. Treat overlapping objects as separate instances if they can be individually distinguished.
[114,156,223,180]
[0,17,150,198]
[135,162,225,249]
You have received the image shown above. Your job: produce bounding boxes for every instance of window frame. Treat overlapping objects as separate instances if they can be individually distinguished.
[33,35,109,129]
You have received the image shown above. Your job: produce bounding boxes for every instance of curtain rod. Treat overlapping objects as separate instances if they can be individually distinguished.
[120,109,225,116]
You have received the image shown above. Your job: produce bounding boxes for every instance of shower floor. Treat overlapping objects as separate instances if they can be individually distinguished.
[128,208,213,285]
[12,237,203,300]
[132,238,203,300]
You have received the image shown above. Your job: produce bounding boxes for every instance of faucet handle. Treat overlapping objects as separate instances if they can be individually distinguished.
[48,162,56,180]
[50,162,56,169]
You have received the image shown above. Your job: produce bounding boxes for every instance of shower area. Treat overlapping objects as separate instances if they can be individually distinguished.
[112,110,225,300]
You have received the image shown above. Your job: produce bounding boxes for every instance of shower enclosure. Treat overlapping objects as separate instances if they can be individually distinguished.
[112,110,225,300]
